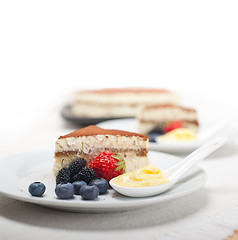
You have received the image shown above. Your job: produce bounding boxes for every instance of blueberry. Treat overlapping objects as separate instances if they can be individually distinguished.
[149,127,164,134]
[148,127,164,142]
[89,178,108,194]
[28,182,46,197]
[72,181,87,195]
[148,133,160,142]
[55,183,74,199]
[80,185,99,200]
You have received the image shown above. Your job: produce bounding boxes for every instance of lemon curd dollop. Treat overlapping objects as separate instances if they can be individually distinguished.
[159,128,197,142]
[113,165,169,187]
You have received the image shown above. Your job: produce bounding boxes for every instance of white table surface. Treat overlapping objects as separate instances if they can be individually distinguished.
[0,101,238,240]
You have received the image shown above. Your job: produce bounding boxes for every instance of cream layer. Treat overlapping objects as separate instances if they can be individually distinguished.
[74,92,180,105]
[55,135,149,153]
[138,107,198,122]
[72,104,137,117]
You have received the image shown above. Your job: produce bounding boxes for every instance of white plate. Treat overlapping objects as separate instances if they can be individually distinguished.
[0,150,207,213]
[97,118,230,153]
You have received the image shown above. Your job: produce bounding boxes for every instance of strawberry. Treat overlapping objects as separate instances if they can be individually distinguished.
[164,121,182,133]
[89,151,125,182]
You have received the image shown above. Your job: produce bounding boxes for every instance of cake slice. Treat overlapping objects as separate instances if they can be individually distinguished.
[137,104,199,135]
[54,125,149,175]
[72,88,180,118]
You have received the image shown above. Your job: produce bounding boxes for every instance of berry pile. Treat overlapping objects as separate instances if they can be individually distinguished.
[28,151,124,201]
[53,157,103,200]
[148,121,183,142]
[56,157,88,185]
[55,177,108,200]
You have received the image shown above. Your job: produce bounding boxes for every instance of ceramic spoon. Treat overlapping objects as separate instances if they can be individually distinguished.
[110,137,227,197]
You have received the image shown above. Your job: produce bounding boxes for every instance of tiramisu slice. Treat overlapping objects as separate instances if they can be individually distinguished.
[137,104,199,135]
[72,88,180,118]
[54,125,149,175]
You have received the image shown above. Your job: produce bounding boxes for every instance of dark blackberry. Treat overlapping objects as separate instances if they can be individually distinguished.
[56,168,71,185]
[71,173,82,183]
[78,167,95,183]
[69,157,86,177]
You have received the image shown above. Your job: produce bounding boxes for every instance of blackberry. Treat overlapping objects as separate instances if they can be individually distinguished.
[78,167,95,183]
[69,157,86,178]
[56,168,71,185]
[71,173,82,183]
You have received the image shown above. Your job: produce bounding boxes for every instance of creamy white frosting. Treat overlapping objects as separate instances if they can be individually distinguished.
[138,107,198,122]
[72,104,137,117]
[55,135,149,153]
[74,92,179,105]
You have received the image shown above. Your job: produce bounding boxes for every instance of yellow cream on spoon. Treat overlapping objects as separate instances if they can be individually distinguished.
[159,128,197,142]
[113,165,169,187]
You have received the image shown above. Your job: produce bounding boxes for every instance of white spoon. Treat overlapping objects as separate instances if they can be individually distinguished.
[110,137,227,197]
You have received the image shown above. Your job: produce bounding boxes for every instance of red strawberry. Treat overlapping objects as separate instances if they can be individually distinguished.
[89,151,125,182]
[164,121,182,133]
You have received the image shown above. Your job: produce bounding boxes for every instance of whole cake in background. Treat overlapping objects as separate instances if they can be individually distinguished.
[137,104,199,137]
[53,125,149,176]
[71,88,180,118]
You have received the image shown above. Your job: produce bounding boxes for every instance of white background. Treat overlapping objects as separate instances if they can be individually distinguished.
[1,2,238,239]
[0,0,237,152]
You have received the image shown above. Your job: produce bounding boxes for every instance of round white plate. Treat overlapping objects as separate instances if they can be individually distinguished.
[97,118,230,153]
[0,150,207,213]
